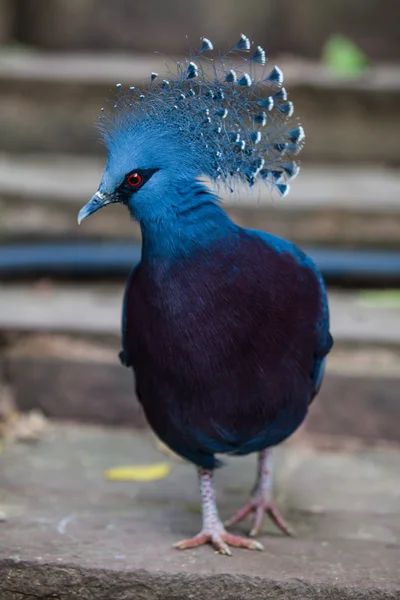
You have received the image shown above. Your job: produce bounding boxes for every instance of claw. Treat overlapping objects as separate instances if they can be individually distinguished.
[174,529,263,555]
[249,506,265,537]
[174,533,209,550]
[266,504,295,537]
[226,499,294,537]
[226,449,295,538]
[225,503,253,528]
[217,542,232,556]
[179,466,265,555]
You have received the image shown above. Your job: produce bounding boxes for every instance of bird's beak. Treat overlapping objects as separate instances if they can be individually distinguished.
[77,191,115,224]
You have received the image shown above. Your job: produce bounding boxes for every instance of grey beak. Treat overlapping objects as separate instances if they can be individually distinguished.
[78,191,112,224]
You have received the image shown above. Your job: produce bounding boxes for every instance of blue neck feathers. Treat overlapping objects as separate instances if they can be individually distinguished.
[136,181,236,262]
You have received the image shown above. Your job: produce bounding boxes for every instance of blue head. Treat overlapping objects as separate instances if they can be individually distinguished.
[78,34,305,226]
[78,117,208,224]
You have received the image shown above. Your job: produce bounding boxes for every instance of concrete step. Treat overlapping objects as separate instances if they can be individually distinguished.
[0,51,399,163]
[0,423,399,598]
[0,284,399,442]
[1,154,399,248]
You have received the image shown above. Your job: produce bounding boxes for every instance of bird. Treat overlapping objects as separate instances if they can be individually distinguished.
[78,34,333,556]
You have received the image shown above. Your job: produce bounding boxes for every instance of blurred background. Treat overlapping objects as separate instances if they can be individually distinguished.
[0,3,400,585]
[0,0,399,447]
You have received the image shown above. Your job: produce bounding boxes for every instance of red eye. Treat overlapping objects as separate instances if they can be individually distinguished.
[127,173,143,187]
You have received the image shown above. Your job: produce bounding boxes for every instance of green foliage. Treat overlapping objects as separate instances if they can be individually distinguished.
[357,290,400,308]
[322,34,369,77]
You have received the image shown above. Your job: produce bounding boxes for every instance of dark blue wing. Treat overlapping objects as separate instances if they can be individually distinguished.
[311,332,333,399]
[247,228,333,399]
[119,266,138,367]
[311,266,333,399]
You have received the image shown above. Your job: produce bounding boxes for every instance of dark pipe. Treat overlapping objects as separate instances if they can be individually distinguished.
[0,243,399,286]
[0,243,141,276]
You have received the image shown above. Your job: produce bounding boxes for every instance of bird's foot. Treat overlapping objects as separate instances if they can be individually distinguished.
[174,526,264,556]
[225,497,294,538]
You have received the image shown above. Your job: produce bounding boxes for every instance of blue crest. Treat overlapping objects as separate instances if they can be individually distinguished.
[234,34,251,51]
[98,35,305,197]
[251,46,266,65]
[200,37,214,53]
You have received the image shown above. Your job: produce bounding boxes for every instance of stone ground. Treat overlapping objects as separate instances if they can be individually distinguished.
[0,423,399,599]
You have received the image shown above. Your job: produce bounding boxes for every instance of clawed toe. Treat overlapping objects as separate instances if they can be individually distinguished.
[174,533,209,550]
[265,504,295,537]
[174,529,264,555]
[226,499,294,537]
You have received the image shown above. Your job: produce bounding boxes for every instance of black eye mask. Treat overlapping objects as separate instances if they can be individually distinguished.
[118,168,159,203]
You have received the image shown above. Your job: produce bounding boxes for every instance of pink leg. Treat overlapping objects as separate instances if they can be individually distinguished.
[174,467,264,556]
[225,449,294,537]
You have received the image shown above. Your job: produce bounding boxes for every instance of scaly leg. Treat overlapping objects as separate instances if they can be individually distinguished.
[174,467,264,555]
[225,449,294,537]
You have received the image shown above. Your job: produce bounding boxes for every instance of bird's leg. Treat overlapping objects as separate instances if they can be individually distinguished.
[225,448,294,537]
[174,467,264,555]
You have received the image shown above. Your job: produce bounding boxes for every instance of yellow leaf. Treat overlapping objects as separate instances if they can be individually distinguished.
[104,462,171,481]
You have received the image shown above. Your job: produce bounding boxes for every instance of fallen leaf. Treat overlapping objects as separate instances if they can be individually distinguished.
[104,462,171,481]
